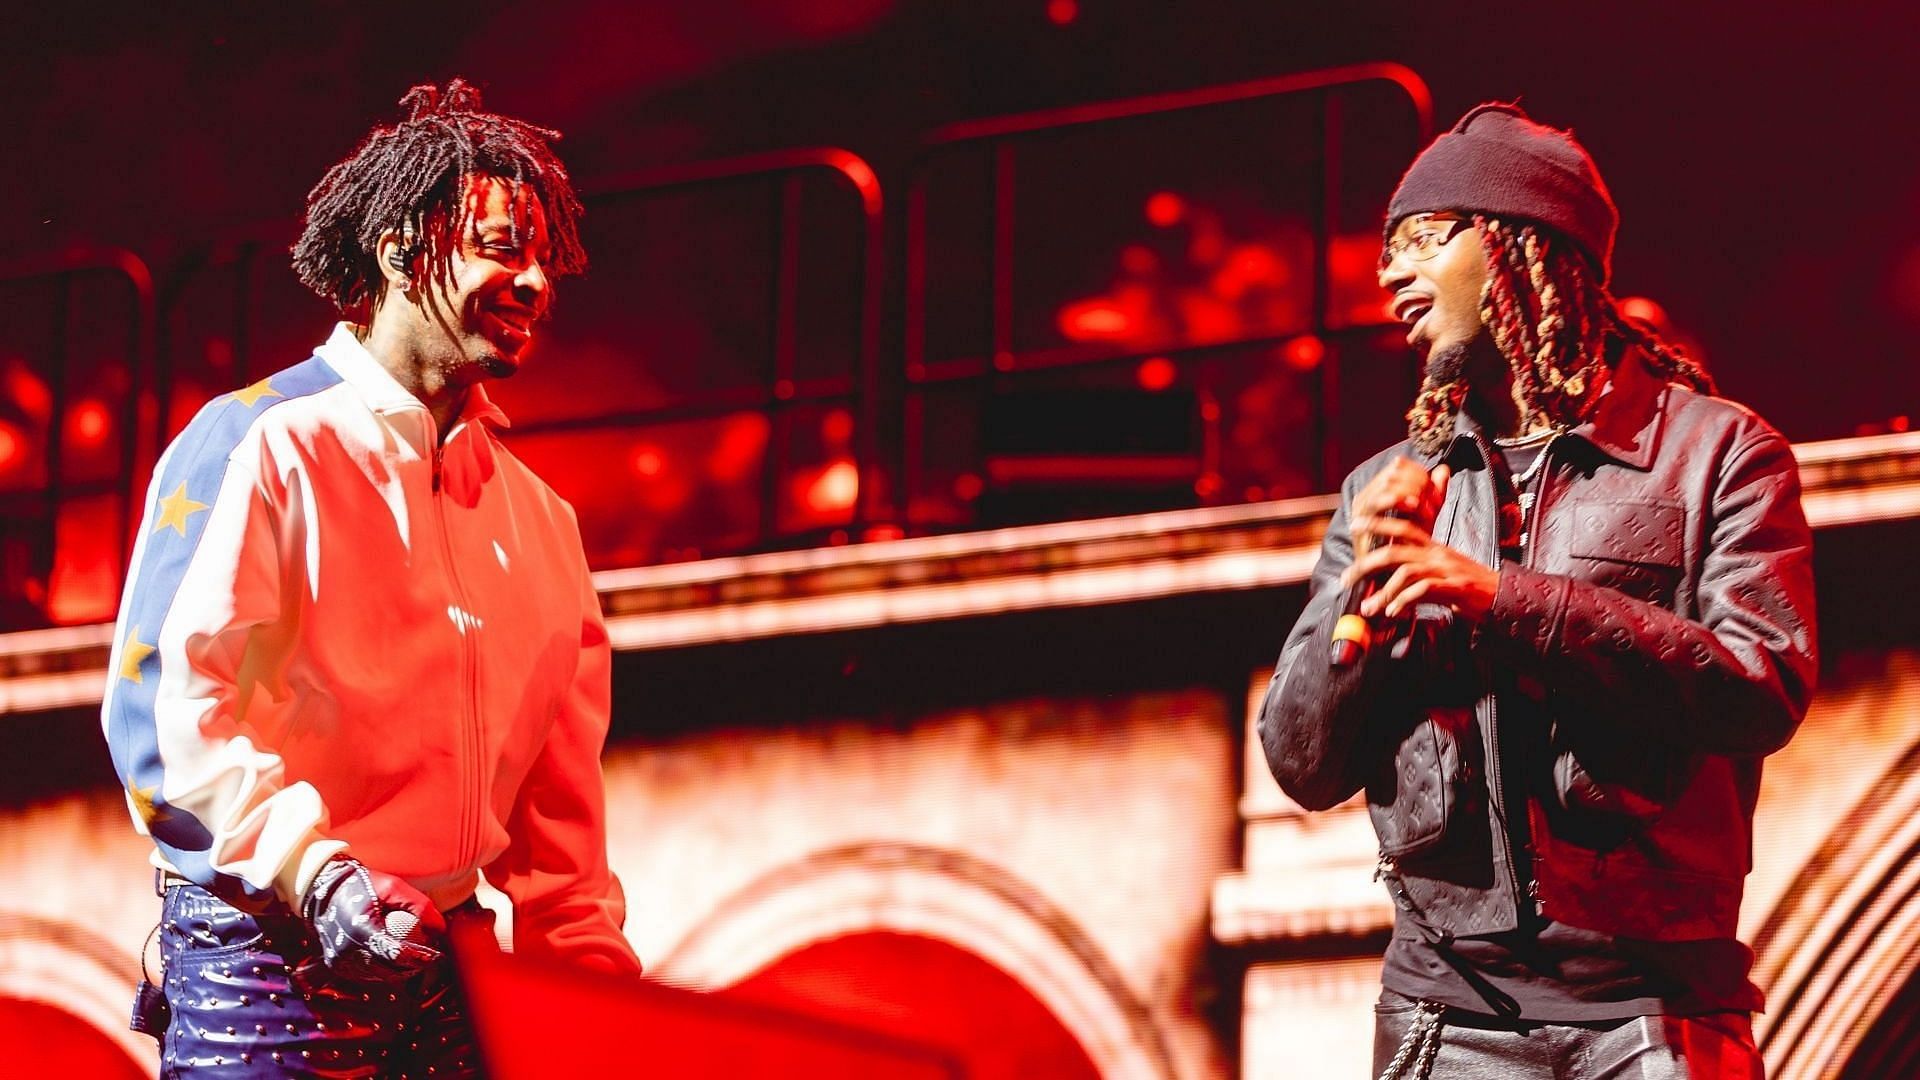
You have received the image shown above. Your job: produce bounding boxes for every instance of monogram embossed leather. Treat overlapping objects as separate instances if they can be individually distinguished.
[1258,351,1817,942]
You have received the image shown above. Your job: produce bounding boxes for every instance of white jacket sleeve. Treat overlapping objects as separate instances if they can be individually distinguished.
[100,403,346,911]
[483,568,643,975]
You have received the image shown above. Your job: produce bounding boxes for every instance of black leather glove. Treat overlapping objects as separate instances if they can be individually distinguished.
[301,855,447,982]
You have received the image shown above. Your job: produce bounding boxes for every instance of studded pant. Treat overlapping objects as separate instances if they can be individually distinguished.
[150,882,486,1078]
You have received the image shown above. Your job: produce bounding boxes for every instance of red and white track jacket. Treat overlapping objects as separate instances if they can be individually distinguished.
[102,323,641,973]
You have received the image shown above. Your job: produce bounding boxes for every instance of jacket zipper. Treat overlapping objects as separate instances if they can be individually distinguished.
[431,423,486,874]
[1468,431,1539,922]
[1512,435,1559,917]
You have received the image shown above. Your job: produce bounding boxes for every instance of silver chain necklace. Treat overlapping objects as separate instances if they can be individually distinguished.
[1508,431,1563,548]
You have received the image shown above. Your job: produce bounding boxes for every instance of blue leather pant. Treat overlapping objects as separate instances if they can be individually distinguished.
[146,882,486,1078]
[1373,990,1765,1079]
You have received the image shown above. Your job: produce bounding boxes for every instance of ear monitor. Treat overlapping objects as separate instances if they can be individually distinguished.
[387,246,418,277]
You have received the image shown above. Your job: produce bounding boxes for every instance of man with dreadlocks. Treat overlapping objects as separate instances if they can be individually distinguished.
[1259,103,1815,1077]
[102,79,642,1074]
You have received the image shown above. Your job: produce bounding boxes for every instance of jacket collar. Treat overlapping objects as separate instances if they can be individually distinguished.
[1440,346,1669,471]
[315,322,513,442]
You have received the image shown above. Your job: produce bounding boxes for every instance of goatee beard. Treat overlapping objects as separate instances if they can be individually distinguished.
[1421,341,1468,388]
[1406,342,1471,456]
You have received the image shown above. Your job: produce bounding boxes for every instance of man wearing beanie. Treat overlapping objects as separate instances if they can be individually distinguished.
[1260,102,1814,1077]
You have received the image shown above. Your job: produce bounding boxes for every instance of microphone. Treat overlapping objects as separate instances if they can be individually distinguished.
[1331,508,1411,667]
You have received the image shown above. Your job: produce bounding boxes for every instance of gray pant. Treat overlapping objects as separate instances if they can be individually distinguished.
[1373,990,1764,1079]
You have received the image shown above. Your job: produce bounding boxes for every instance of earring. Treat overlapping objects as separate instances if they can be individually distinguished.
[387,247,417,292]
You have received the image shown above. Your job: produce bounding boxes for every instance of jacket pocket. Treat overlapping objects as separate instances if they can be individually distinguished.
[1369,706,1476,859]
[1563,498,1687,607]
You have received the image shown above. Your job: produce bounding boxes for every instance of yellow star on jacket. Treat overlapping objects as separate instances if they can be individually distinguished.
[126,777,168,827]
[119,627,156,684]
[231,377,282,408]
[151,482,210,537]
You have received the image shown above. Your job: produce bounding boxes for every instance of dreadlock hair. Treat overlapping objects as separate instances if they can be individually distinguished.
[291,78,586,319]
[1405,217,1716,455]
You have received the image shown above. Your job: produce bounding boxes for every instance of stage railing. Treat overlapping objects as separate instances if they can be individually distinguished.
[902,63,1431,531]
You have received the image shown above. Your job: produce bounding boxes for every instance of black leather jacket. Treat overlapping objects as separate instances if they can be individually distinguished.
[1259,353,1817,942]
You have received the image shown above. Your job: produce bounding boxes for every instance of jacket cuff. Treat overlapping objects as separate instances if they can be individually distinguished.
[284,838,352,911]
[1484,564,1568,659]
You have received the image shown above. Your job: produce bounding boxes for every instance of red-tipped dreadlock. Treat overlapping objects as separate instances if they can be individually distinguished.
[291,78,586,320]
[1406,218,1715,455]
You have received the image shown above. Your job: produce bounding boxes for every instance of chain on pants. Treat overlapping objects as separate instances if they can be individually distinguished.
[1373,990,1765,1079]
[150,883,486,1078]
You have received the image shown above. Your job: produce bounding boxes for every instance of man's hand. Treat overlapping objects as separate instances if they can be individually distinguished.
[1342,457,1497,623]
[1341,511,1498,623]
[301,855,447,982]
[1350,458,1450,555]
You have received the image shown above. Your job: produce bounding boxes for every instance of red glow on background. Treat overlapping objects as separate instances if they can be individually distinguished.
[1282,335,1325,371]
[1119,244,1156,274]
[0,422,21,472]
[632,446,666,477]
[822,409,854,444]
[1057,300,1134,340]
[1617,295,1667,324]
[1046,0,1078,26]
[69,399,111,447]
[804,460,860,514]
[1135,356,1176,391]
[48,496,120,624]
[4,360,52,420]
[953,473,983,501]
[1326,234,1396,328]
[1144,192,1186,228]
[710,414,772,484]
[1208,245,1285,301]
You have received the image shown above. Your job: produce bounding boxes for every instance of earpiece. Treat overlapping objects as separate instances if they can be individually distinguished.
[387,247,416,276]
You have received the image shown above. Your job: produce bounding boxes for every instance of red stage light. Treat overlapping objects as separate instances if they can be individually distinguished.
[632,446,666,477]
[710,414,771,484]
[1617,295,1668,325]
[1144,192,1186,228]
[806,460,860,514]
[1282,335,1326,371]
[1046,0,1078,26]
[1136,356,1177,391]
[953,473,983,501]
[0,422,21,471]
[69,399,111,446]
[1057,301,1133,340]
[4,361,52,420]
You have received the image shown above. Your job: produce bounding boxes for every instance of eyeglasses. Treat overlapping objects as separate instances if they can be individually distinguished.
[1379,214,1472,272]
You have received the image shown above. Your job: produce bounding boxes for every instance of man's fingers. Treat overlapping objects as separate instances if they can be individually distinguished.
[1384,578,1436,619]
[1341,541,1422,587]
[1351,514,1431,546]
[1428,464,1451,519]
[1361,563,1420,617]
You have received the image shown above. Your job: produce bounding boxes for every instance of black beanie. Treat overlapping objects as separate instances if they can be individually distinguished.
[1386,102,1619,283]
